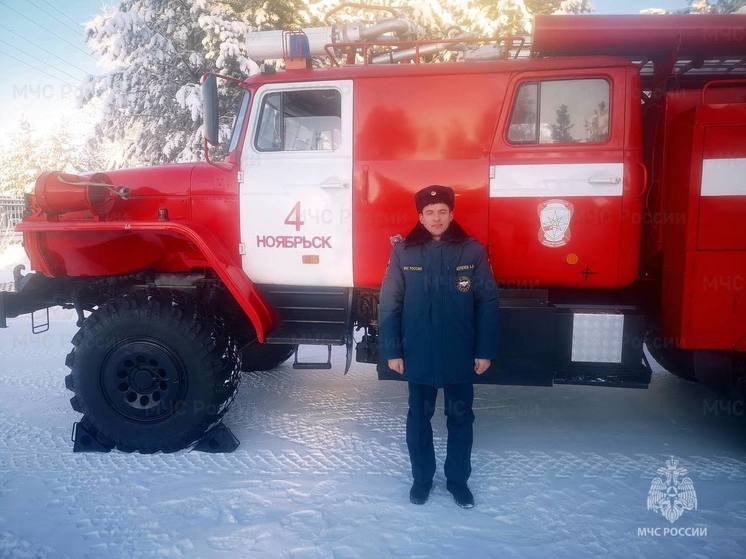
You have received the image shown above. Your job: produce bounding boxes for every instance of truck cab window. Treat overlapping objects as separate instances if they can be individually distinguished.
[228,91,251,152]
[255,89,342,152]
[508,78,610,145]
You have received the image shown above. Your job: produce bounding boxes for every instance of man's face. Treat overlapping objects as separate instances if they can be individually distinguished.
[419,202,453,237]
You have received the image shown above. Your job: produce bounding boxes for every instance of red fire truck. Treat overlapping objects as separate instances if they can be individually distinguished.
[1,14,745,453]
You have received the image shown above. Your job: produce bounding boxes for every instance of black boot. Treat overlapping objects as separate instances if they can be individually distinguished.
[409,481,433,505]
[446,481,474,508]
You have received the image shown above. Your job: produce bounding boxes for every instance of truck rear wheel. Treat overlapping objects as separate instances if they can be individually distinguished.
[644,321,696,380]
[64,292,241,453]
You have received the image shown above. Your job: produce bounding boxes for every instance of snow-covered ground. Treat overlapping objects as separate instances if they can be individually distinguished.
[1,245,745,559]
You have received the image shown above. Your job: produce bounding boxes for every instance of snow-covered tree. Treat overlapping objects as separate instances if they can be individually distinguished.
[81,0,304,167]
[688,0,715,12]
[524,0,594,14]
[302,0,533,38]
[0,119,105,195]
[643,0,744,13]
[708,0,745,12]
[553,0,594,14]
[84,0,604,168]
[550,104,574,143]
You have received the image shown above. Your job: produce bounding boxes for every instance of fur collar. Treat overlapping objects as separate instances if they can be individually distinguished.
[403,219,470,247]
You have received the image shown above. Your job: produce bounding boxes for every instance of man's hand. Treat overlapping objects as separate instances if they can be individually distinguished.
[474,358,491,375]
[388,358,405,375]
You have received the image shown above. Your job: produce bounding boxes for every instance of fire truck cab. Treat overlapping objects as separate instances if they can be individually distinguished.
[227,52,648,388]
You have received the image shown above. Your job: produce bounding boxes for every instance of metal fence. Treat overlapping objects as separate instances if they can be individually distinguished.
[0,195,25,251]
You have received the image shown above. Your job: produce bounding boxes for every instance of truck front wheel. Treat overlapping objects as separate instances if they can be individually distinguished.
[240,342,297,372]
[64,292,241,453]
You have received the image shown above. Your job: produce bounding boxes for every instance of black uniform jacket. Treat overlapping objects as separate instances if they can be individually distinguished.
[378,220,500,387]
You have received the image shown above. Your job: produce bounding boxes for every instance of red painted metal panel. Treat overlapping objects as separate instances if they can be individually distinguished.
[352,72,504,288]
[659,107,696,345]
[17,221,276,342]
[661,102,746,350]
[698,197,746,251]
[684,252,746,351]
[191,162,241,268]
[533,15,746,59]
[33,231,199,276]
[244,57,631,88]
[697,124,746,251]
[20,162,242,275]
[488,65,643,289]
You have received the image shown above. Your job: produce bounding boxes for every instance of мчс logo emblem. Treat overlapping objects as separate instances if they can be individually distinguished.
[647,457,698,523]
[456,276,472,292]
[537,199,573,247]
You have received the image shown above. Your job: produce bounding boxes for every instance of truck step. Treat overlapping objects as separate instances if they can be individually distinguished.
[258,284,351,346]
[265,322,347,345]
[292,345,333,370]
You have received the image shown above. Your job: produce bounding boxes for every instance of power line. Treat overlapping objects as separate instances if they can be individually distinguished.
[0,24,91,77]
[35,0,85,29]
[0,37,85,82]
[26,0,86,43]
[0,0,97,60]
[0,48,76,87]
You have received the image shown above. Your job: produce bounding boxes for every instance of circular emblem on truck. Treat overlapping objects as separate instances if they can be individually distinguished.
[456,276,472,292]
[538,199,574,248]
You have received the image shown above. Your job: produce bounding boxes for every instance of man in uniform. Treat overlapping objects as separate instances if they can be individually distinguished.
[378,185,500,508]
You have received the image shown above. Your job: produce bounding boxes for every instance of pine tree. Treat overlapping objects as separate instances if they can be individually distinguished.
[82,0,598,168]
[654,0,745,13]
[553,0,594,14]
[688,0,714,12]
[303,0,533,38]
[584,100,608,143]
[550,104,574,143]
[0,119,102,195]
[81,0,305,167]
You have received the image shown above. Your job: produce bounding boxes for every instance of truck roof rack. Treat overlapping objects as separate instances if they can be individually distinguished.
[323,35,530,66]
[532,15,746,87]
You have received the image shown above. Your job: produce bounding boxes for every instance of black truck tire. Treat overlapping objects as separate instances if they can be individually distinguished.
[644,321,696,380]
[240,342,296,372]
[64,292,241,453]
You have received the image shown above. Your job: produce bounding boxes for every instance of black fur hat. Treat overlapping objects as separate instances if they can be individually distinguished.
[415,185,455,213]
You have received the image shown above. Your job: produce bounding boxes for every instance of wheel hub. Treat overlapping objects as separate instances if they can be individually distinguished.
[132,369,155,392]
[101,340,186,422]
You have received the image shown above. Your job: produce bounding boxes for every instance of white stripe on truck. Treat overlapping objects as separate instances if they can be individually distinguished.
[701,158,746,197]
[489,162,624,198]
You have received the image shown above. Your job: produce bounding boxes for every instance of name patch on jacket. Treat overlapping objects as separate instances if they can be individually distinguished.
[402,265,423,272]
[455,264,474,271]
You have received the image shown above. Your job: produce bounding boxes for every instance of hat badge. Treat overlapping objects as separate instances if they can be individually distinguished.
[430,190,436,196]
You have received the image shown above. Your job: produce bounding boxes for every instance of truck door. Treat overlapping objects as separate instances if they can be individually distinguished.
[489,66,650,387]
[239,80,354,286]
[490,66,644,289]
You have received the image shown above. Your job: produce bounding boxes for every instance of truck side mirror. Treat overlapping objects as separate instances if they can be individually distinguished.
[202,74,219,146]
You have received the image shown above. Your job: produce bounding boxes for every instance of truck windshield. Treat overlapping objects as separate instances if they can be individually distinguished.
[228,91,251,152]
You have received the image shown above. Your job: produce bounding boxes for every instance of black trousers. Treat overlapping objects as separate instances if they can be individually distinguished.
[406,381,475,486]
